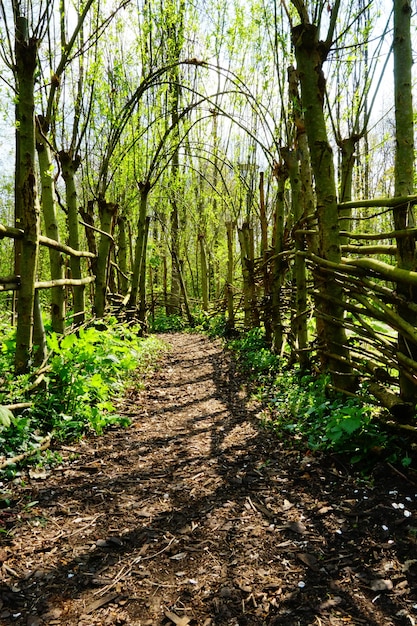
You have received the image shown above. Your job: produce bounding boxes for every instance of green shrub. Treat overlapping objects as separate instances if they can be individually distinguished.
[228,328,280,377]
[149,313,186,332]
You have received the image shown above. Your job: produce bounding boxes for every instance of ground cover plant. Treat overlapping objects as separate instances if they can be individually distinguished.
[227,327,413,469]
[0,318,166,474]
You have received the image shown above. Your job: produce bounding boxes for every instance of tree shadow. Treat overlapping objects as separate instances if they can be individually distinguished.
[0,334,414,625]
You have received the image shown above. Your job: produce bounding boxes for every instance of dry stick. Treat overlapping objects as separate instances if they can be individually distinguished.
[338,194,417,209]
[35,276,95,289]
[386,462,417,486]
[341,244,397,255]
[94,536,178,598]
[3,402,32,411]
[339,227,417,240]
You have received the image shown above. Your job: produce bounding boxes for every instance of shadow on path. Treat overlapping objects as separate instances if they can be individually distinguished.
[0,333,415,625]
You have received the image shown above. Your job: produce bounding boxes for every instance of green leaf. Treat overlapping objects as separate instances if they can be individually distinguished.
[340,416,362,434]
[0,406,13,428]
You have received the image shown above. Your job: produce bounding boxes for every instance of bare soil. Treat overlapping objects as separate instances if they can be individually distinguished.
[1,332,417,626]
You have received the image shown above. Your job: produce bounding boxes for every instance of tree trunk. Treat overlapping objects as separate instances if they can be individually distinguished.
[33,290,47,366]
[58,151,85,326]
[282,147,309,369]
[14,17,42,374]
[393,0,417,403]
[138,216,151,331]
[198,233,209,311]
[36,120,65,334]
[292,21,355,391]
[271,163,288,354]
[94,199,118,318]
[117,214,129,295]
[339,136,357,243]
[225,221,235,333]
[238,222,259,330]
[129,182,150,314]
[287,65,315,369]
[259,172,272,343]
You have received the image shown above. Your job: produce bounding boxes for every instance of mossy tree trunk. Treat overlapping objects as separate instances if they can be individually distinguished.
[94,199,118,318]
[198,233,209,311]
[393,0,417,403]
[128,182,150,316]
[271,162,288,354]
[282,147,309,369]
[36,120,65,334]
[292,19,355,391]
[14,16,42,374]
[58,150,85,326]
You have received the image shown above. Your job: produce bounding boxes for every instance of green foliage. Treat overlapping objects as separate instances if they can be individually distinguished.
[0,319,166,468]
[192,311,229,338]
[228,328,280,377]
[149,313,186,333]
[228,329,392,464]
[260,371,389,462]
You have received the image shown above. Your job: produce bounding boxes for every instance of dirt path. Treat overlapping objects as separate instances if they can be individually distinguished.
[1,333,416,625]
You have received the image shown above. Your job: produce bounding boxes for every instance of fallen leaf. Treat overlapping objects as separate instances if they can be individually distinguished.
[297,552,320,571]
[286,521,307,534]
[370,579,393,592]
[317,506,333,515]
[164,609,191,625]
[28,468,48,480]
[170,552,187,560]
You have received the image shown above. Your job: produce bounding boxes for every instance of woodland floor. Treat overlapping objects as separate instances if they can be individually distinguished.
[1,333,417,626]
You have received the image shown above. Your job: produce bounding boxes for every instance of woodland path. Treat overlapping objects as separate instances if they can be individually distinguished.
[0,333,417,626]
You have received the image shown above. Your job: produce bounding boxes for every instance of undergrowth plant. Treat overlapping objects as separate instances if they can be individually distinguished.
[0,318,166,470]
[227,328,396,465]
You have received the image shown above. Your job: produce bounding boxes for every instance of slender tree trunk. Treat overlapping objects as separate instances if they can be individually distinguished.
[271,163,288,354]
[238,222,259,330]
[292,22,355,390]
[225,221,235,332]
[259,172,272,343]
[393,0,417,403]
[94,199,118,318]
[58,151,85,326]
[33,290,47,366]
[173,253,194,326]
[198,233,209,311]
[14,17,42,374]
[117,214,129,295]
[339,136,358,244]
[129,182,150,314]
[36,121,65,334]
[138,216,151,331]
[282,147,309,369]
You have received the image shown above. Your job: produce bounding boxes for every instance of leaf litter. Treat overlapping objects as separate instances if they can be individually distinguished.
[0,333,416,625]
